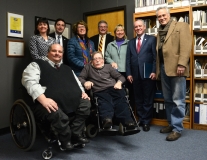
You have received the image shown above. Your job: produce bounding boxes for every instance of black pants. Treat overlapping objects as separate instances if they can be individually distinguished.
[31,98,91,142]
[94,87,133,124]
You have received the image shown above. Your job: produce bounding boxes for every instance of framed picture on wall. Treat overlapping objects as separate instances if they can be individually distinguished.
[7,12,24,38]
[35,16,72,39]
[6,40,24,57]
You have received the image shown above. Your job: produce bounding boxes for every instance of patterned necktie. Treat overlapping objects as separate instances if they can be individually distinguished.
[98,35,103,52]
[57,35,60,44]
[54,64,59,69]
[137,37,141,53]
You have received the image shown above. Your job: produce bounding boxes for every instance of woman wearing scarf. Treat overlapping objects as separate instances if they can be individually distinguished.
[67,20,95,76]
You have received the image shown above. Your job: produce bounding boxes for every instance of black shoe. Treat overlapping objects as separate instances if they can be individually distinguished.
[125,121,135,130]
[102,118,112,129]
[60,141,74,151]
[72,134,90,144]
[142,124,150,132]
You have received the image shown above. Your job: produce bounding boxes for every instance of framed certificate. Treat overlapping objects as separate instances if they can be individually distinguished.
[6,40,24,57]
[7,12,24,38]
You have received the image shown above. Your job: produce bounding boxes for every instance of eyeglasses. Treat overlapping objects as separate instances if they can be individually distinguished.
[78,26,85,29]
[92,57,103,60]
[99,26,107,28]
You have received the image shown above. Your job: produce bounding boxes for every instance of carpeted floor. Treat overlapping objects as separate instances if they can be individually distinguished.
[0,125,207,160]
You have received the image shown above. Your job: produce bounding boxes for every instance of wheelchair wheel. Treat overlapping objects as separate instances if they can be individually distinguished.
[86,124,98,138]
[42,149,53,159]
[10,99,36,151]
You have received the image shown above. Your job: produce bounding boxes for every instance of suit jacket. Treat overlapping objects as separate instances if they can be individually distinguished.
[126,34,156,80]
[49,32,69,64]
[90,34,114,53]
[156,21,192,79]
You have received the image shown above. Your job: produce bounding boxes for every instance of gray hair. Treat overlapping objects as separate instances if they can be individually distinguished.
[134,19,146,27]
[98,20,108,27]
[47,43,64,54]
[156,6,170,16]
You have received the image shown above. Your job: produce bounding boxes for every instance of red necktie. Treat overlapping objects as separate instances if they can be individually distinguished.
[137,37,141,53]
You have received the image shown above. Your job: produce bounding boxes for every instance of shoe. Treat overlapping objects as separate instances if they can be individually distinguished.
[72,134,90,144]
[60,141,74,151]
[125,121,135,130]
[102,118,112,129]
[142,124,150,132]
[166,131,181,141]
[160,125,173,133]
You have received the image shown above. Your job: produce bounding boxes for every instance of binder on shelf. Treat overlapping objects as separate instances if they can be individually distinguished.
[199,104,207,124]
[144,62,152,78]
[194,104,200,123]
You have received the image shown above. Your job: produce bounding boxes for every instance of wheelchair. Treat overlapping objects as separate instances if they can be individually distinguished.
[10,99,86,159]
[85,88,140,138]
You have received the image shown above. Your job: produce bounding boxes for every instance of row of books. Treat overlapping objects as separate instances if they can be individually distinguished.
[194,104,207,124]
[193,10,207,30]
[194,59,207,78]
[140,16,189,35]
[194,83,207,102]
[135,0,190,13]
[135,0,167,8]
[153,103,190,121]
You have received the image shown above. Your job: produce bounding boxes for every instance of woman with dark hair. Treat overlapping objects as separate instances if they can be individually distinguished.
[67,20,95,76]
[29,17,55,60]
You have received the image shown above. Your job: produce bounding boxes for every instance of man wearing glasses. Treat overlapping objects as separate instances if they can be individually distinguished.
[78,51,135,130]
[90,20,114,57]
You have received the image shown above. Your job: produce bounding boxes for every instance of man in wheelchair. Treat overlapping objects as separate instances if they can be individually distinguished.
[78,51,136,130]
[21,43,91,151]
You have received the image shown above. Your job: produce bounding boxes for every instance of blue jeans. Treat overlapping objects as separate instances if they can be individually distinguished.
[160,64,186,133]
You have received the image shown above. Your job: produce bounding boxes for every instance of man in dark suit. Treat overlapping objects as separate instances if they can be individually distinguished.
[90,20,114,57]
[126,19,156,132]
[49,18,69,64]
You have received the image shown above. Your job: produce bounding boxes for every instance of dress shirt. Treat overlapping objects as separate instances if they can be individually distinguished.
[22,57,85,101]
[136,33,145,47]
[55,33,63,46]
[99,34,106,56]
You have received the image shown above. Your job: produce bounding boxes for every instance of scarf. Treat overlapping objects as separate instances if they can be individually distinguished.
[77,35,93,65]
[158,18,173,49]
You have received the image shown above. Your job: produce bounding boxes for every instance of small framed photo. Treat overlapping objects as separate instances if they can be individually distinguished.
[7,12,24,38]
[6,40,24,57]
[35,16,71,39]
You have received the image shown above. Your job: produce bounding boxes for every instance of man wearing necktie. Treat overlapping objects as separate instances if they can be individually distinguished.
[90,20,114,58]
[126,19,156,132]
[49,18,69,65]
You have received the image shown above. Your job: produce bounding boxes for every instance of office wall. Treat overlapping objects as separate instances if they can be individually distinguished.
[80,0,135,39]
[0,0,82,129]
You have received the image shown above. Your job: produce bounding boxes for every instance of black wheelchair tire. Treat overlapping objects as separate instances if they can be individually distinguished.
[10,99,36,151]
[86,124,98,138]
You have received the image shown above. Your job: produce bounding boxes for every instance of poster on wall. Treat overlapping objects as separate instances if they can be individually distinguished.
[7,12,24,38]
[35,16,71,39]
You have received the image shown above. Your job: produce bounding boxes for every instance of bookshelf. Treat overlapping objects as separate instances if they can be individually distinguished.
[133,6,193,129]
[192,5,207,130]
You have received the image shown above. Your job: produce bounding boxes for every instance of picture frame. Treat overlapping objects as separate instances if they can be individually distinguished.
[35,16,72,39]
[7,12,24,38]
[6,40,24,57]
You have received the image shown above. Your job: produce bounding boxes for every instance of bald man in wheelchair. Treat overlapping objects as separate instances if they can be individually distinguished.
[78,51,135,130]
[22,43,91,151]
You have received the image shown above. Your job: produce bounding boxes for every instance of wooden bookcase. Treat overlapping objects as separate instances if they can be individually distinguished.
[192,5,207,131]
[133,6,193,129]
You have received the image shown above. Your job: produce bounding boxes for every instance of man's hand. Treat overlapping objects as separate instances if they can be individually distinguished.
[82,92,90,100]
[127,75,133,83]
[114,80,122,89]
[37,94,58,113]
[177,65,186,76]
[149,73,156,80]
[111,62,118,69]
[84,81,94,90]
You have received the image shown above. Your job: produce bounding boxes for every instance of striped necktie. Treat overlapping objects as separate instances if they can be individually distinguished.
[98,35,103,52]
[57,35,60,44]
